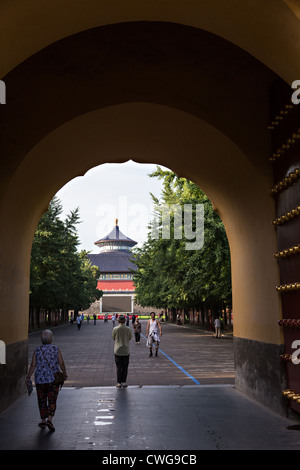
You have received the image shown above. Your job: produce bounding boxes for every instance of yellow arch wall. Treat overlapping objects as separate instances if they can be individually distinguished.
[1,0,300,83]
[0,1,295,413]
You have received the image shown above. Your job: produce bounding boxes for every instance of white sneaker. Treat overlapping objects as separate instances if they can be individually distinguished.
[122,383,128,388]
[116,383,121,388]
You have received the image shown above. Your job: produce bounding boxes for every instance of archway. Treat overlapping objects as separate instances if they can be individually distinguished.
[0,101,283,409]
[0,16,295,414]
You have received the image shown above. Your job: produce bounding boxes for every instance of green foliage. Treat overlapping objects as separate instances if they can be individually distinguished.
[30,197,101,311]
[132,167,232,311]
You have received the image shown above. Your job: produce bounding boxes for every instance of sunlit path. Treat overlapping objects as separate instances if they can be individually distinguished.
[28,320,234,387]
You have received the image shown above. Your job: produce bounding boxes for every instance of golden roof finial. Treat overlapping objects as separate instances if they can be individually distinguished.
[115,218,118,226]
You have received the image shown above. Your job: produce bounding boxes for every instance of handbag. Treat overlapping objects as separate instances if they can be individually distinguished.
[41,346,65,389]
[53,371,65,387]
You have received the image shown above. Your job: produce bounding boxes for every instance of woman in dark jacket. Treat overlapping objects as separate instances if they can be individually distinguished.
[133,318,142,344]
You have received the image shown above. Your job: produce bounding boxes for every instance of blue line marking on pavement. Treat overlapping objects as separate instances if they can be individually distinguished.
[140,334,201,385]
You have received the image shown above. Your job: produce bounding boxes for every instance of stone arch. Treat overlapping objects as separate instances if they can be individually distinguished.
[0,13,296,413]
[0,101,283,411]
[1,0,300,82]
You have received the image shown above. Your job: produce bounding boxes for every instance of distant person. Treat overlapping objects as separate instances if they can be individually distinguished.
[214,318,221,338]
[146,312,162,357]
[93,314,97,325]
[112,315,132,388]
[76,315,82,330]
[133,318,141,344]
[112,314,116,327]
[131,314,136,325]
[25,329,67,432]
[126,314,130,326]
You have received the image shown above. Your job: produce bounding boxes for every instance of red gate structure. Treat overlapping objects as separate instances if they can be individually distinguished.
[270,81,300,414]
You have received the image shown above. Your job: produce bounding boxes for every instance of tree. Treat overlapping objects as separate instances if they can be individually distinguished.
[132,167,231,321]
[29,197,101,327]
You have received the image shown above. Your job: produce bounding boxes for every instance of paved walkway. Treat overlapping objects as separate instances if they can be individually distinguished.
[1,321,300,450]
[27,319,235,387]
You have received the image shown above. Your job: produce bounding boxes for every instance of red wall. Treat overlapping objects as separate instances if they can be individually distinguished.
[97,279,135,291]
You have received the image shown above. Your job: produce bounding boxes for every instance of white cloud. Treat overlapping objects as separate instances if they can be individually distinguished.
[55,160,167,253]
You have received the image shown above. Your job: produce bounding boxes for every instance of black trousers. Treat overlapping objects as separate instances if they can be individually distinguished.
[114,354,130,383]
[134,332,140,342]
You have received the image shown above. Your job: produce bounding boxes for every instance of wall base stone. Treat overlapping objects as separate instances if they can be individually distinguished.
[234,337,287,416]
[0,340,28,414]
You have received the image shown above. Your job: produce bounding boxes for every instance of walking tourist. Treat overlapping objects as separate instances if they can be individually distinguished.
[146,312,162,357]
[214,317,221,338]
[112,314,132,388]
[133,317,141,344]
[25,329,68,432]
[76,315,82,330]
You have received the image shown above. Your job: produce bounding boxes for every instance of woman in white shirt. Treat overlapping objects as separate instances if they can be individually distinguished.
[146,312,162,357]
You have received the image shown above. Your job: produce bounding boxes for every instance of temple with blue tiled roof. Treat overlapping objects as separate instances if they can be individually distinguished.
[87,220,137,314]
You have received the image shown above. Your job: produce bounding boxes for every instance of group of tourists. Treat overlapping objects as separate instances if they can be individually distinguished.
[70,313,97,328]
[111,312,162,388]
[25,312,162,432]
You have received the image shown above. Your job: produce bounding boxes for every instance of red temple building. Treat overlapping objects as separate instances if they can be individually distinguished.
[87,219,137,314]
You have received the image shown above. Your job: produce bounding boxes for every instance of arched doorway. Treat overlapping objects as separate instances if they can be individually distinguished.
[0,12,298,414]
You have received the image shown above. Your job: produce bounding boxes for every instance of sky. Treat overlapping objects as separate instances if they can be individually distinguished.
[55,160,168,253]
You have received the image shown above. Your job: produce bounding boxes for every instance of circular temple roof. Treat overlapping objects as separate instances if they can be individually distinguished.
[94,219,137,253]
